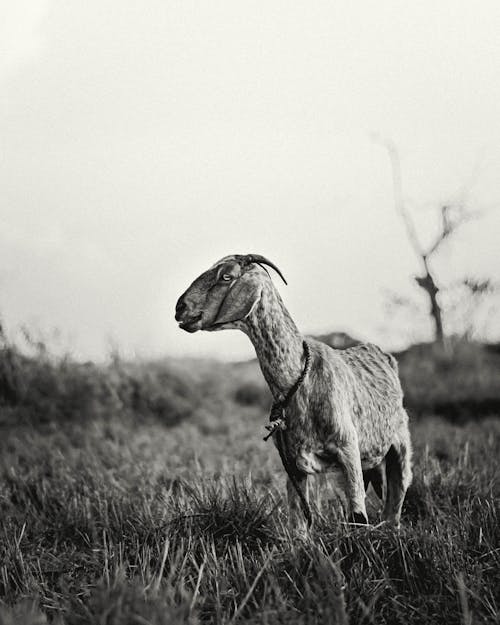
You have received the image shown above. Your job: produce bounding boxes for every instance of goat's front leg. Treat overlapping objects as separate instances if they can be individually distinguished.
[286,473,310,532]
[337,432,368,524]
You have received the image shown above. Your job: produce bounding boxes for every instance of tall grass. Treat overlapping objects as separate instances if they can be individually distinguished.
[1,332,499,623]
[0,411,499,624]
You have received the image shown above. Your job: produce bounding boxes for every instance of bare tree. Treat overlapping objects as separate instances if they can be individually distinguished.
[375,137,481,345]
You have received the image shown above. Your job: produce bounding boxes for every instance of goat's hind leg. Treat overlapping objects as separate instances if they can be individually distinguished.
[363,459,386,501]
[383,420,412,528]
[336,433,369,524]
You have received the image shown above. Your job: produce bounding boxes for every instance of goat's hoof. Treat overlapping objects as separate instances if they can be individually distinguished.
[350,511,369,525]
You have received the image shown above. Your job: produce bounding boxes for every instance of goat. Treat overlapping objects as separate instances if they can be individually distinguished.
[175,254,412,527]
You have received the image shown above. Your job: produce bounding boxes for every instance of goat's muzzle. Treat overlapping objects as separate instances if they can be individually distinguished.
[175,295,203,332]
[175,297,187,322]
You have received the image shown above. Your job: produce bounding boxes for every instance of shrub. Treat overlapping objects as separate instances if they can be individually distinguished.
[396,339,500,420]
[0,342,200,427]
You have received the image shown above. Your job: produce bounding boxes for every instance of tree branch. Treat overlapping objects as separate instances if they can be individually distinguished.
[372,135,426,268]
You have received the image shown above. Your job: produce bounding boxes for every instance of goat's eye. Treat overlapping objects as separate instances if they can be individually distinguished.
[220,274,233,282]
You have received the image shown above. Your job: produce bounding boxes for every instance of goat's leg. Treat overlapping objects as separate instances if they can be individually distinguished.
[383,421,412,528]
[286,474,310,530]
[363,459,386,500]
[337,434,368,524]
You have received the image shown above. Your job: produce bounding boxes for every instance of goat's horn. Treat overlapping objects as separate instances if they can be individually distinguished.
[241,254,288,285]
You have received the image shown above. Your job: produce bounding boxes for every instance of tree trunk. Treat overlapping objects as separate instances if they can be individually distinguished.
[415,271,444,345]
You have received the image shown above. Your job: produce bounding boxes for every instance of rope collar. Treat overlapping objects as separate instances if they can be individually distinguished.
[263,340,311,441]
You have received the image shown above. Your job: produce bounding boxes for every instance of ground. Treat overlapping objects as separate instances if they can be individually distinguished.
[1,398,499,624]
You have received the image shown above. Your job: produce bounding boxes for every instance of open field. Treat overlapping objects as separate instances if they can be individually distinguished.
[1,340,500,624]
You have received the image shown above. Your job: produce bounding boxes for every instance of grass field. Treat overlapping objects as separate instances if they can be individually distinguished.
[1,340,500,624]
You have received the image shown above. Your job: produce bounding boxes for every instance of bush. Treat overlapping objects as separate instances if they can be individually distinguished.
[396,339,500,420]
[0,342,200,427]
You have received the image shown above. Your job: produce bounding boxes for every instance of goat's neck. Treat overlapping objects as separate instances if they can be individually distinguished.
[243,282,305,401]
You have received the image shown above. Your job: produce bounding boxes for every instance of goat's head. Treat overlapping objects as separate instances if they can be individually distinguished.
[175,254,286,333]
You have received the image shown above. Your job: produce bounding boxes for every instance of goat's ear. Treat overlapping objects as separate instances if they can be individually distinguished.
[213,273,262,326]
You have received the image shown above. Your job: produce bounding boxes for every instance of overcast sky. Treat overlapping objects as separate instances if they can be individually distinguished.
[1,0,500,361]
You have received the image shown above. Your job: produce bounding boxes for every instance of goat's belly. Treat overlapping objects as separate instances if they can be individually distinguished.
[296,447,386,475]
[361,454,386,471]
